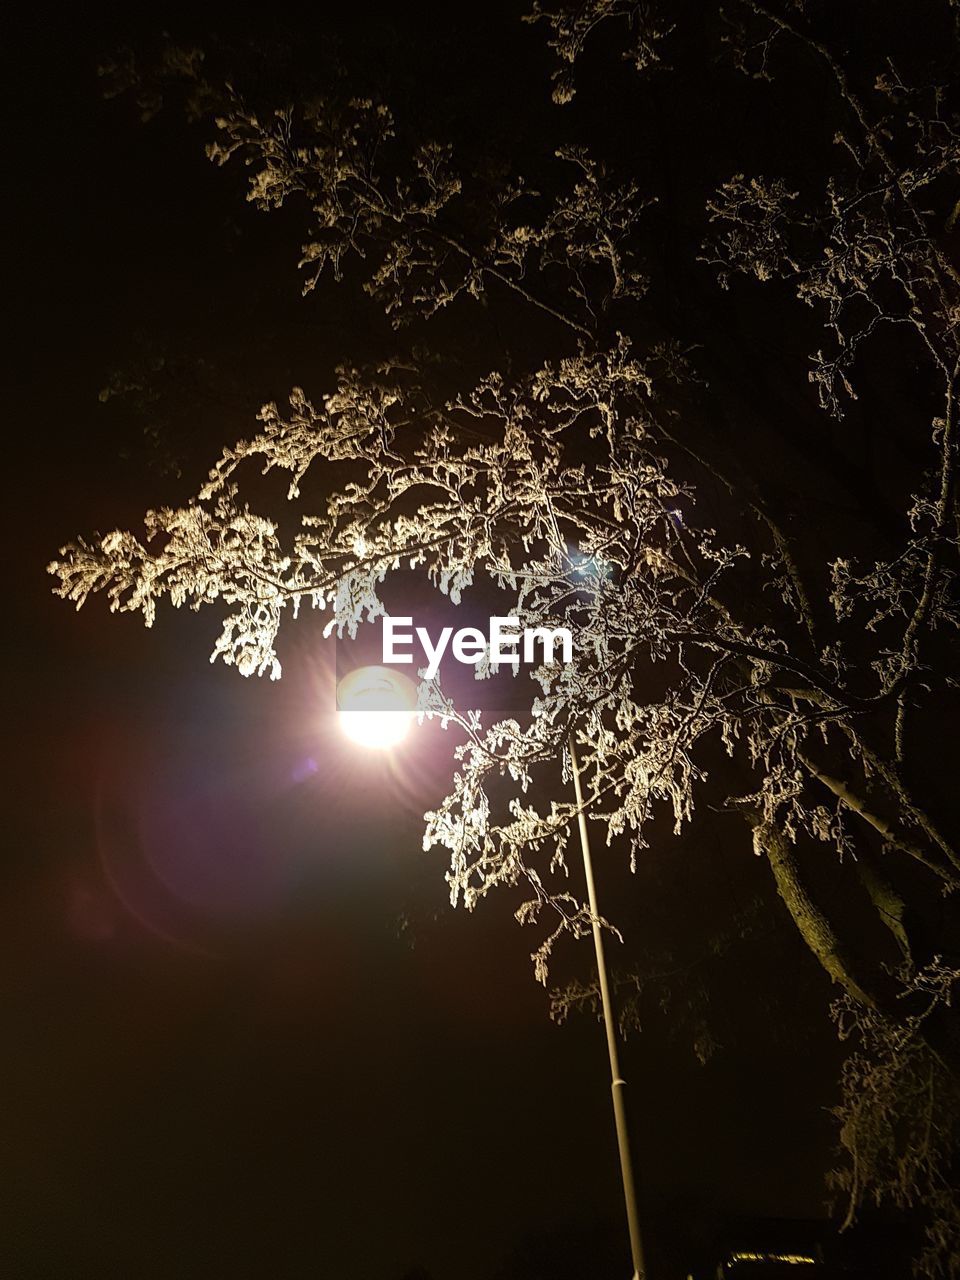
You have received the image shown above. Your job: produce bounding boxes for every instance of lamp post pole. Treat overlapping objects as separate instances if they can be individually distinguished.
[569,732,647,1280]
[337,670,647,1276]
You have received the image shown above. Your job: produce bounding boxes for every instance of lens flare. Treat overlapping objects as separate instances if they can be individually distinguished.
[336,666,417,749]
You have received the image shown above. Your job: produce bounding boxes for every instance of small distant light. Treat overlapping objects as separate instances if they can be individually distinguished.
[571,552,612,578]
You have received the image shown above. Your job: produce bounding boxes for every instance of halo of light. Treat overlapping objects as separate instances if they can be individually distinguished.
[336,666,417,749]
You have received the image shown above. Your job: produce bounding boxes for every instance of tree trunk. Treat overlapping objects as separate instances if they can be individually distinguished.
[751,816,883,1009]
[750,815,960,1084]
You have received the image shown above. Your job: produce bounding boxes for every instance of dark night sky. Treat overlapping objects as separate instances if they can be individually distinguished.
[2,5,883,1277]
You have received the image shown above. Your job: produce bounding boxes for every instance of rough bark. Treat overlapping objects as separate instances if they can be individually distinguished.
[750,815,883,1009]
[750,816,960,1084]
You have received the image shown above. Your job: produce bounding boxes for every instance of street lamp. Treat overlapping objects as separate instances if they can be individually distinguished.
[336,665,417,749]
[335,666,646,1278]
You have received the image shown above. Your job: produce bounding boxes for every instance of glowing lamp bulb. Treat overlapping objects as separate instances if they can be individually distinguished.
[336,666,417,749]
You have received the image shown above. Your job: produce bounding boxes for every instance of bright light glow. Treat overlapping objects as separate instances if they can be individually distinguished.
[336,666,417,749]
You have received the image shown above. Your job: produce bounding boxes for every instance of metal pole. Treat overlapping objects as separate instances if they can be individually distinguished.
[569,732,647,1280]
